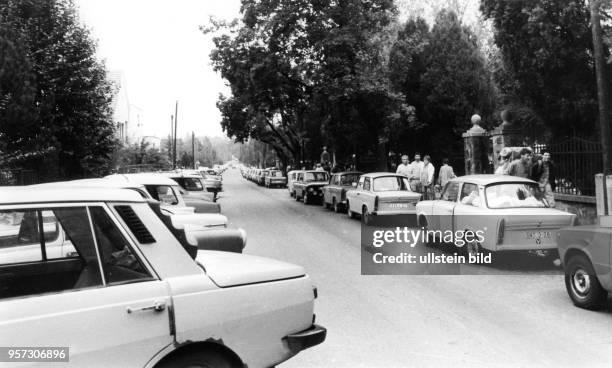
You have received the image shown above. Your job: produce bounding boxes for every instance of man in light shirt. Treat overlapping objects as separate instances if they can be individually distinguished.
[420,155,435,199]
[437,158,456,187]
[408,153,424,192]
[396,155,411,177]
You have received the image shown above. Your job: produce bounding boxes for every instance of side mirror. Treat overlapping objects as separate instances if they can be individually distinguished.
[352,182,357,188]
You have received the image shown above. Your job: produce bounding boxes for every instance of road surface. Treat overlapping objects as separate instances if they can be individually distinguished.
[218,168,612,368]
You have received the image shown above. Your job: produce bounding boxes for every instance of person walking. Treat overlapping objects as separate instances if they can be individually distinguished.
[495,147,513,175]
[531,151,556,207]
[507,148,533,178]
[437,158,456,187]
[396,155,411,178]
[408,153,424,192]
[420,155,435,200]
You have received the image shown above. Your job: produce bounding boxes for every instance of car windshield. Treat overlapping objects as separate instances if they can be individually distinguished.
[304,172,329,182]
[341,174,360,185]
[485,183,547,208]
[270,171,282,177]
[373,176,410,192]
[180,178,203,191]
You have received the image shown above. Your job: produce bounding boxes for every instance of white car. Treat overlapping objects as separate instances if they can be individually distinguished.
[346,172,421,224]
[0,187,325,367]
[415,175,576,257]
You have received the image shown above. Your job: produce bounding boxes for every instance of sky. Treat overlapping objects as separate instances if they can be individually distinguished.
[76,0,242,139]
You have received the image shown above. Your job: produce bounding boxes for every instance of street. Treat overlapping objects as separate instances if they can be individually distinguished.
[219,168,612,368]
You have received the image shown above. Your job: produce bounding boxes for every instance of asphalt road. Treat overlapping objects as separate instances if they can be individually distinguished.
[218,168,612,368]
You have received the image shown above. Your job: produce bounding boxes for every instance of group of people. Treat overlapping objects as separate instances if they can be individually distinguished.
[495,147,556,206]
[395,153,456,200]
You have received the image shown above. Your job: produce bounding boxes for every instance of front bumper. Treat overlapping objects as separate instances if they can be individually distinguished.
[284,324,327,354]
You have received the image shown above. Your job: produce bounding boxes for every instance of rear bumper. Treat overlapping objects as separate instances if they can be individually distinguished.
[372,209,417,216]
[284,324,327,354]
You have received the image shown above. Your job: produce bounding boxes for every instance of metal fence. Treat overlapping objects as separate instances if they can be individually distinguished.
[533,137,601,197]
[0,169,39,186]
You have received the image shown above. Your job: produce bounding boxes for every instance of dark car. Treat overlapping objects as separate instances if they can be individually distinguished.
[322,171,363,212]
[293,170,330,205]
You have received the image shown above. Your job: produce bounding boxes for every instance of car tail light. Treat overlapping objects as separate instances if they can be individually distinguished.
[497,219,505,245]
[374,196,379,211]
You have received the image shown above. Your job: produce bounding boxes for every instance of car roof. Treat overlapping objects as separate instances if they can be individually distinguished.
[361,172,403,178]
[105,173,179,186]
[0,186,145,204]
[450,174,536,186]
[31,178,146,191]
[334,171,363,175]
[164,172,202,179]
[303,170,328,173]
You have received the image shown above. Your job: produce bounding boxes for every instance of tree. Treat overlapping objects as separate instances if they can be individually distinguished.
[112,140,169,170]
[0,0,117,180]
[481,0,609,139]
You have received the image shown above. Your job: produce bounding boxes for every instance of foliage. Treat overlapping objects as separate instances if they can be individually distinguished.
[0,0,117,180]
[112,140,169,169]
[480,0,610,138]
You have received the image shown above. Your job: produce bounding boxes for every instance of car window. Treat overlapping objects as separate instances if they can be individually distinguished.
[372,176,410,191]
[441,182,460,202]
[304,172,329,182]
[485,183,547,209]
[459,183,481,207]
[0,207,104,300]
[341,174,360,185]
[363,177,371,191]
[357,176,365,189]
[145,185,179,205]
[89,207,152,285]
[180,178,203,191]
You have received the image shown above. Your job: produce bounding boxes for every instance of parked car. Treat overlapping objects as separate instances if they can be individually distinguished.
[322,171,363,212]
[0,187,325,367]
[258,170,270,186]
[293,171,330,204]
[287,170,302,197]
[166,172,217,202]
[197,167,223,193]
[557,225,612,310]
[106,173,221,214]
[416,175,575,257]
[346,172,421,224]
[265,170,287,188]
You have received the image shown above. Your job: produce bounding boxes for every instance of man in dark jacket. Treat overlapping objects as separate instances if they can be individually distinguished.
[530,151,556,206]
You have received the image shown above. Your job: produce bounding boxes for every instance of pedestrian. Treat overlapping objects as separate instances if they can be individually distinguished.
[320,146,330,170]
[507,148,533,178]
[420,155,435,199]
[495,147,513,175]
[408,153,424,192]
[315,163,325,171]
[437,158,456,188]
[531,150,556,207]
[396,155,411,178]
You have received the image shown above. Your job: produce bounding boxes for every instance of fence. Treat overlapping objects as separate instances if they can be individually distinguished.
[533,136,601,197]
[0,169,39,186]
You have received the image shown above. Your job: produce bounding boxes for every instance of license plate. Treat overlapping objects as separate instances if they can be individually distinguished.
[389,203,410,209]
[526,231,552,240]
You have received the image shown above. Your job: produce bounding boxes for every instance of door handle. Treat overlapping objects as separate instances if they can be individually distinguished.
[127,301,166,314]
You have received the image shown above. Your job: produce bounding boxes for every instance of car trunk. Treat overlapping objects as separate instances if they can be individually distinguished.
[196,251,305,287]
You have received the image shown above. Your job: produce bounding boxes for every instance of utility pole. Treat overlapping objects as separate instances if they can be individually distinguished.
[191,131,195,169]
[173,101,178,169]
[591,0,612,174]
[170,115,174,167]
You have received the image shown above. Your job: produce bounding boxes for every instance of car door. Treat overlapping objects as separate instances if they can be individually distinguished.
[0,204,172,367]
[431,181,460,231]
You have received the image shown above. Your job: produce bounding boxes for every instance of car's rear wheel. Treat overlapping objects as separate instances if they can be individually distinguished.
[362,206,372,225]
[157,350,237,368]
[565,254,608,310]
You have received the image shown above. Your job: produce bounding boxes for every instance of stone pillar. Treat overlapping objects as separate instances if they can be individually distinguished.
[489,109,523,170]
[463,114,489,175]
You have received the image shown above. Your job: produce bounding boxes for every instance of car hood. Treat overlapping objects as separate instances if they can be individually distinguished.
[196,251,305,287]
[183,197,221,213]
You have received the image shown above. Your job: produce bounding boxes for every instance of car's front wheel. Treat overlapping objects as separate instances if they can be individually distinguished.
[303,193,309,204]
[565,254,608,310]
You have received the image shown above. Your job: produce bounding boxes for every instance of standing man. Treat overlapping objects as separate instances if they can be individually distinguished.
[408,153,424,192]
[320,146,331,171]
[437,158,456,187]
[531,151,556,206]
[420,155,435,199]
[507,148,533,179]
[396,155,411,177]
